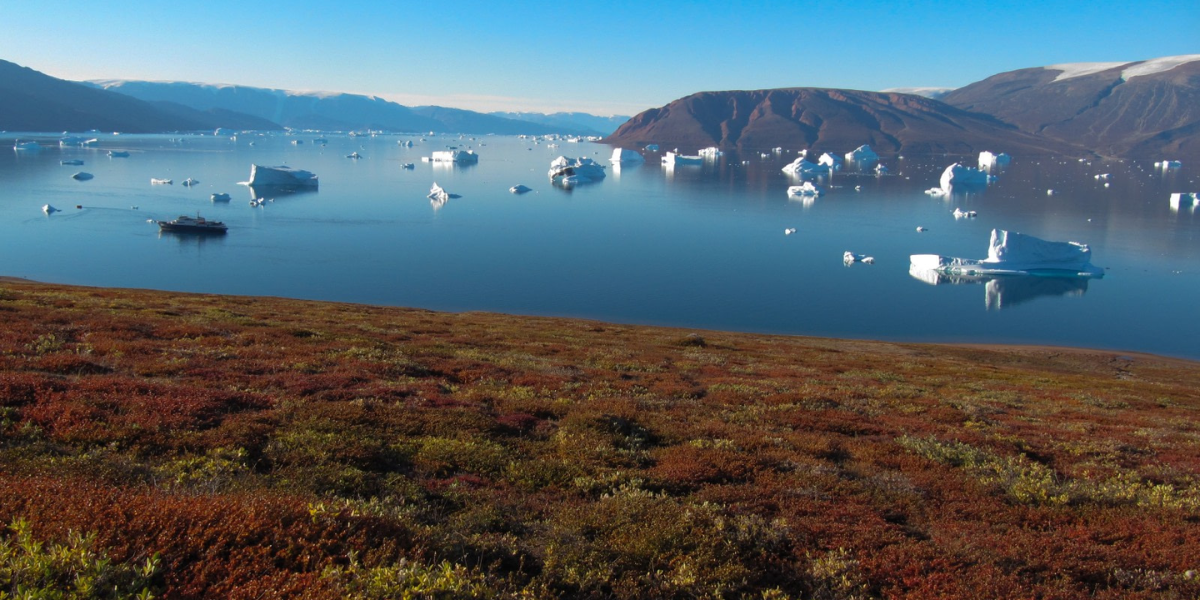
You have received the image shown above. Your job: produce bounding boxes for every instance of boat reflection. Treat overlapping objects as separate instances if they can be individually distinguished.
[910,266,1091,310]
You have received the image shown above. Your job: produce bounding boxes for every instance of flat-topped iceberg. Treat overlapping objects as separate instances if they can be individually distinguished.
[662,152,703,167]
[911,229,1103,277]
[698,147,722,159]
[431,150,479,164]
[978,151,1011,171]
[787,182,824,197]
[548,156,606,185]
[938,162,991,193]
[609,148,644,164]
[241,165,319,188]
[844,145,879,162]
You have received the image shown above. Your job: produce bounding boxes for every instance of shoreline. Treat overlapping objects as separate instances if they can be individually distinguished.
[4,275,1196,367]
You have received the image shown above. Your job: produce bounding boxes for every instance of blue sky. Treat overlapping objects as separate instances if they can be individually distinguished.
[2,0,1196,116]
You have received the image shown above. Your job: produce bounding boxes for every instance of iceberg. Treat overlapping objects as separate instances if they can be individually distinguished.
[431,150,479,164]
[1170,192,1198,211]
[510,184,532,194]
[346,152,363,159]
[874,164,888,175]
[548,156,607,185]
[1155,160,1182,170]
[428,182,449,203]
[978,151,1012,171]
[952,208,977,219]
[818,153,842,170]
[151,178,173,185]
[661,152,703,167]
[910,229,1103,277]
[13,141,40,151]
[698,147,722,159]
[938,162,991,193]
[214,128,235,137]
[211,193,231,202]
[240,165,319,188]
[108,151,130,158]
[71,172,93,181]
[781,157,823,177]
[182,178,199,186]
[399,140,413,148]
[42,204,59,214]
[844,252,875,264]
[844,145,879,163]
[787,182,824,197]
[609,148,644,164]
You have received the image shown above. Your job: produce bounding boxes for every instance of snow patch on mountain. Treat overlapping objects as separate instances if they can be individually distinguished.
[1046,62,1130,82]
[1121,54,1200,80]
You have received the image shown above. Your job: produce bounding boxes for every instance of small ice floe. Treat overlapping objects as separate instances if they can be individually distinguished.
[108,150,130,158]
[151,178,173,185]
[1155,160,1183,170]
[1104,182,1110,188]
[291,139,304,146]
[400,163,415,170]
[784,228,797,235]
[845,144,879,163]
[698,147,722,159]
[787,181,824,197]
[978,151,1012,171]
[1094,173,1110,180]
[953,208,978,219]
[916,226,927,232]
[854,185,862,191]
[844,252,875,264]
[398,140,413,148]
[60,159,84,166]
[42,204,59,214]
[1047,189,1055,195]
[510,184,532,194]
[71,172,93,181]
[346,152,362,159]
[211,193,231,202]
[874,164,888,175]
[182,178,199,186]
[661,152,703,167]
[1170,192,1198,211]
[759,152,771,159]
[925,187,948,197]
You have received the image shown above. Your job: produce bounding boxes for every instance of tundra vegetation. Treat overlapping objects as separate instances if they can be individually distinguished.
[0,279,1197,599]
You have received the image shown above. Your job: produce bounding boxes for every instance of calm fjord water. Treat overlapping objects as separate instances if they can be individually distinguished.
[3,134,1198,358]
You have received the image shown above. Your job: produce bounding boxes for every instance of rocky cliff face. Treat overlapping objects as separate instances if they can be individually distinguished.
[605,88,1079,156]
[941,56,1200,158]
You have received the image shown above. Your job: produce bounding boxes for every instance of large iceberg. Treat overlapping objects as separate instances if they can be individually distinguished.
[241,165,319,188]
[431,150,479,164]
[548,156,606,185]
[978,151,1011,171]
[844,145,879,162]
[938,162,991,193]
[609,148,645,164]
[910,229,1103,277]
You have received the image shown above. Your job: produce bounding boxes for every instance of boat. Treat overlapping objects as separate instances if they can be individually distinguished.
[157,214,228,234]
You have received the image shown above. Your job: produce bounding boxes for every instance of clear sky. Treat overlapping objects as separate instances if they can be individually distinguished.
[2,0,1196,116]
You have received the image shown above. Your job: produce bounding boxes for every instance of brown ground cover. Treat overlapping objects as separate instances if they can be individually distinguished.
[1,279,1198,599]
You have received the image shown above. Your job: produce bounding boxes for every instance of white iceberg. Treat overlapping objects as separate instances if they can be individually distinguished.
[548,156,607,185]
[346,152,363,159]
[844,252,875,264]
[401,163,415,170]
[661,152,703,167]
[874,164,888,175]
[1170,192,1198,211]
[429,182,449,203]
[71,172,93,181]
[952,208,977,219]
[42,204,59,214]
[938,162,991,193]
[609,148,644,164]
[182,178,199,186]
[1155,160,1183,170]
[211,193,231,202]
[787,182,824,197]
[910,229,1103,277]
[978,151,1012,171]
[151,178,173,185]
[844,145,879,163]
[698,147,722,159]
[240,165,319,188]
[399,140,413,148]
[431,150,479,164]
[782,157,823,177]
[510,184,532,194]
[818,153,842,170]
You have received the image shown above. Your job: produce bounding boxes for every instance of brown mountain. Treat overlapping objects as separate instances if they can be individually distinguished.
[604,88,1083,156]
[942,57,1200,159]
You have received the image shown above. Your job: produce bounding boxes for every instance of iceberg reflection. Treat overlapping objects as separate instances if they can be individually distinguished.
[910,266,1091,310]
[246,185,319,201]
